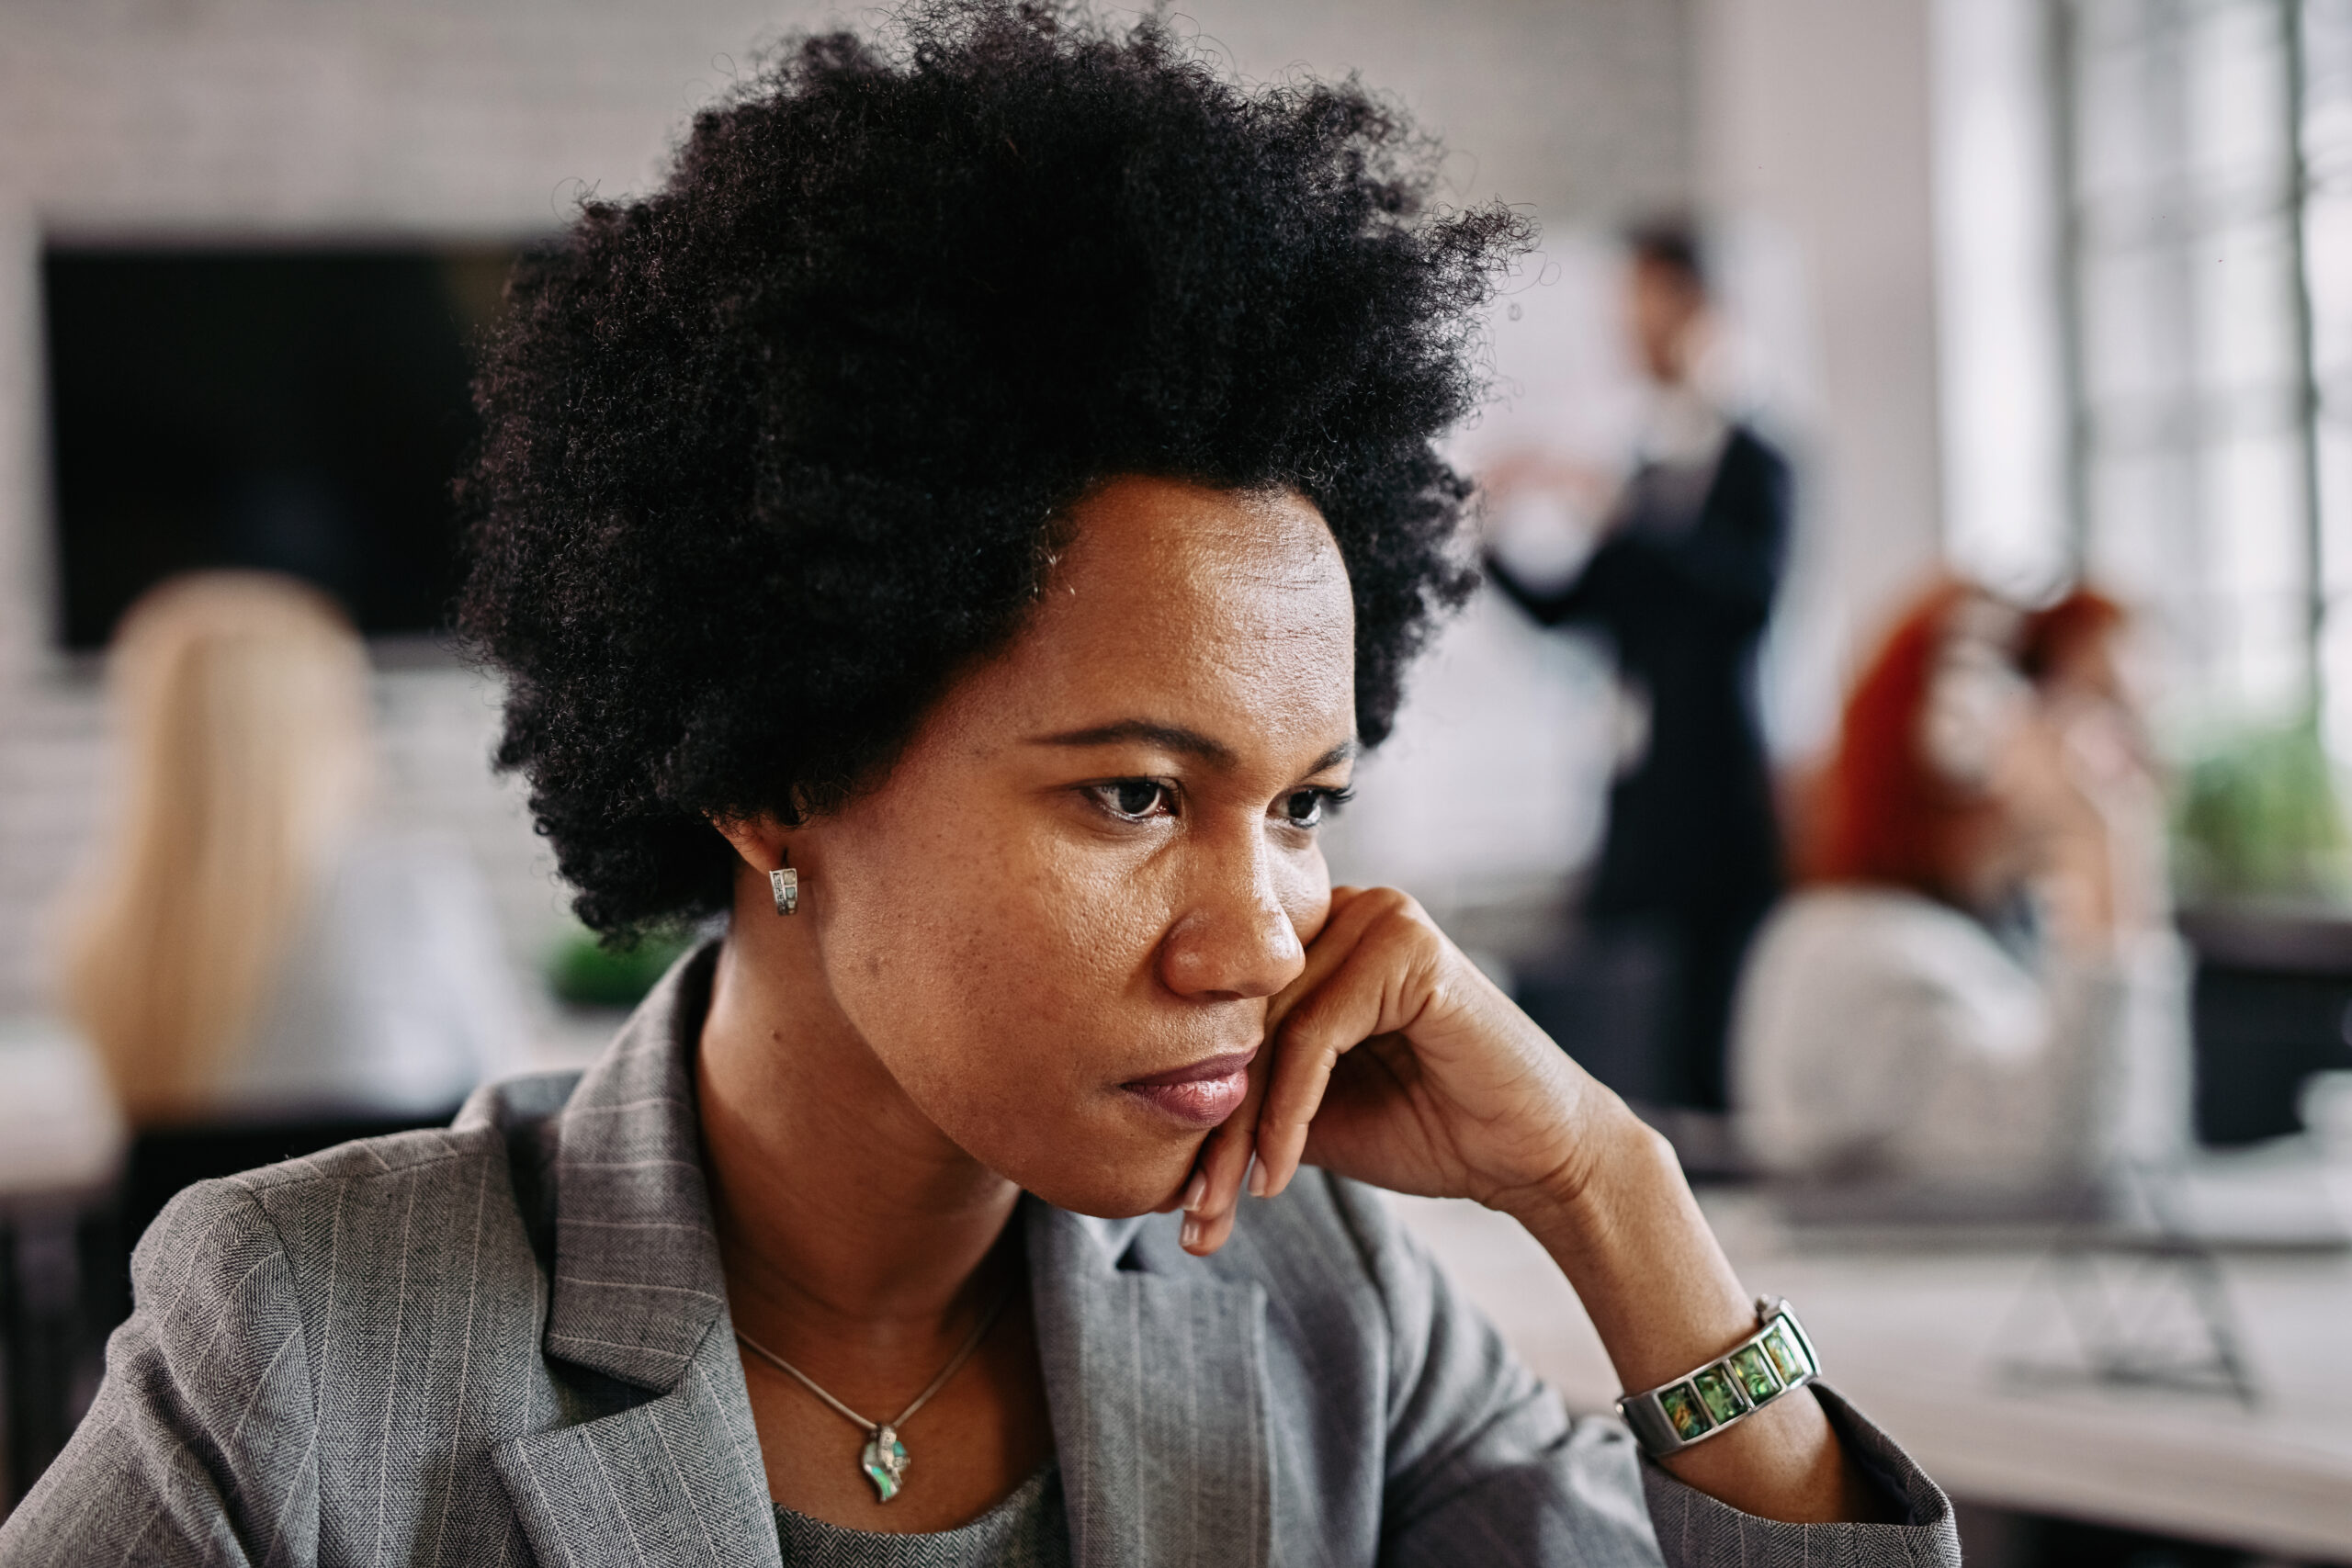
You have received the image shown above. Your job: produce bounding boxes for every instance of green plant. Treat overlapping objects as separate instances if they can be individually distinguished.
[2172,715,2352,905]
[544,921,698,1010]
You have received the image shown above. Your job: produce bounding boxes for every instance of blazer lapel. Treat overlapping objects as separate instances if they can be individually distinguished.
[494,946,783,1568]
[493,947,1275,1568]
[539,947,729,1389]
[1028,1203,1274,1568]
[494,1325,782,1568]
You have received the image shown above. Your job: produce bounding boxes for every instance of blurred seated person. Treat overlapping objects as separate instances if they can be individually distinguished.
[1731,582,2188,1206]
[57,572,527,1129]
[1484,220,1791,1115]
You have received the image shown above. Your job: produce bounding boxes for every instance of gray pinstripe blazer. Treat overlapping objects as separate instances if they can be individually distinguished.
[2,948,1960,1566]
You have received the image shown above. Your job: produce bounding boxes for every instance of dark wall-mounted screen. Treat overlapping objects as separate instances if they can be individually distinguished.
[42,245,517,649]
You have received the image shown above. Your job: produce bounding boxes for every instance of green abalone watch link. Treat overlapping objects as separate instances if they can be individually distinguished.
[1615,1297,1820,1459]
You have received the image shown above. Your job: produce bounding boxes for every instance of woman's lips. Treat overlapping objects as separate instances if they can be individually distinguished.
[1120,1048,1257,1128]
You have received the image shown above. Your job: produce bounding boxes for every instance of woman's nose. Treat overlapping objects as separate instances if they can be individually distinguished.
[1158,849,1308,1002]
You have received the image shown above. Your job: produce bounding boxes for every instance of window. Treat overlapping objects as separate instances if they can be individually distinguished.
[2057,0,2351,739]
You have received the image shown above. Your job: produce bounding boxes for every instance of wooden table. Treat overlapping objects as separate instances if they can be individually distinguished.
[1388,1179,2352,1562]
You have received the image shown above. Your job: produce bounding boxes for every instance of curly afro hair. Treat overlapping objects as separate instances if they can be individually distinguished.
[460,0,1532,933]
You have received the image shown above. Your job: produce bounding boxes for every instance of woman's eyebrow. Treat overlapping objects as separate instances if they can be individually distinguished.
[1306,739,1361,773]
[1030,720,1237,766]
[1029,721,1359,776]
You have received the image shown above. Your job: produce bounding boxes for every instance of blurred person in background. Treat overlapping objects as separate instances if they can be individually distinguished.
[1732,581,2188,1207]
[1484,220,1792,1117]
[56,570,526,1128]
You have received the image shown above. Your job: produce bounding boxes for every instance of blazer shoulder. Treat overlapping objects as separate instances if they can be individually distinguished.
[74,1095,568,1567]
[208,1065,581,1212]
[230,1123,478,1192]
[130,1069,585,1314]
[125,1123,496,1302]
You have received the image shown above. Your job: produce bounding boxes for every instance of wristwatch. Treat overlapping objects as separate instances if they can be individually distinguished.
[1615,1297,1819,1458]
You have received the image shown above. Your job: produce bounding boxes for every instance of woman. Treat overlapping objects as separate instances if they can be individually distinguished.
[1733,582,2188,1205]
[55,571,526,1126]
[5,7,1957,1563]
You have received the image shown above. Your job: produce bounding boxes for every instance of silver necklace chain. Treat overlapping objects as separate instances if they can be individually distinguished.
[734,1281,1015,1440]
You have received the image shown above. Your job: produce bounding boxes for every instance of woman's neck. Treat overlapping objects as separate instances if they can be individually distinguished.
[697,918,1022,1345]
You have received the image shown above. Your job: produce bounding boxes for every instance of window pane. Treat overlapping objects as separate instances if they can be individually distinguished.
[2065,0,2315,727]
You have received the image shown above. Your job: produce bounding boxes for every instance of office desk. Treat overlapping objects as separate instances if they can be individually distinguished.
[1388,1189,2352,1562]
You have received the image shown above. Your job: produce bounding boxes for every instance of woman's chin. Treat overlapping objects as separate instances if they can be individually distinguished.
[994,1136,1204,1222]
[926,1078,1227,1221]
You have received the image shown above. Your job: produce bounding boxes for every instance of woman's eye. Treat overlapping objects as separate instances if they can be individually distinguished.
[1277,785,1352,829]
[1089,779,1175,821]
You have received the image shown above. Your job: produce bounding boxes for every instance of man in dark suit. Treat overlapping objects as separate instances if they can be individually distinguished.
[1487,223,1791,1116]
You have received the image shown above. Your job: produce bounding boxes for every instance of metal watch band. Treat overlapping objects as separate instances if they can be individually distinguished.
[1615,1297,1820,1458]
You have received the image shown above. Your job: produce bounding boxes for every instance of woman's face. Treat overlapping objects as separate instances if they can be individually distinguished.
[770,476,1358,1217]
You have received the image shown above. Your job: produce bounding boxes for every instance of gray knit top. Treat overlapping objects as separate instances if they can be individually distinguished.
[770,1462,1070,1568]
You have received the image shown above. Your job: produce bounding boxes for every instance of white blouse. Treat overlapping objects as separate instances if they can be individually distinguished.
[214,829,531,1120]
[1730,886,2189,1195]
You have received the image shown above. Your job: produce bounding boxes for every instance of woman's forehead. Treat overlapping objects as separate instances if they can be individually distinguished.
[1041,478,1351,648]
[940,477,1359,759]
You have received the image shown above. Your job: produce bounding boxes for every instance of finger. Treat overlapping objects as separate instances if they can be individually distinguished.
[1256,902,1435,1199]
[1261,885,1387,1039]
[1179,1047,1270,1256]
[1227,889,1394,1216]
[1183,887,1398,1255]
[1254,955,1403,1200]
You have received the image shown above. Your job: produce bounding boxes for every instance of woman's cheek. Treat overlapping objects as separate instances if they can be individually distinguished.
[884,845,1156,1101]
[1282,847,1336,948]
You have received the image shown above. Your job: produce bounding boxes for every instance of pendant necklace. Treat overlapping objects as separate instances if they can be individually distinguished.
[734,1282,1014,1503]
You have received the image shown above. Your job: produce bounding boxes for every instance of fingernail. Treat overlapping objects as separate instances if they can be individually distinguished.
[1182,1171,1208,1213]
[1181,1216,1203,1250]
[1247,1158,1269,1198]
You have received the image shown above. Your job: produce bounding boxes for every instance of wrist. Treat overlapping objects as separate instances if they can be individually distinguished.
[1482,1093,1877,1524]
[1497,1102,1761,1395]
[1490,1096,1679,1254]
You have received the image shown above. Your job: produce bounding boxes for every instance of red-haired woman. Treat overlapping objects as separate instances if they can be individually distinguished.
[1729,582,2188,1206]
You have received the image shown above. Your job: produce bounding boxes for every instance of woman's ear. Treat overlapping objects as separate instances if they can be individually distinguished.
[709,811,791,873]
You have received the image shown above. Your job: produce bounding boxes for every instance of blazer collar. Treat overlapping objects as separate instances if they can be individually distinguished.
[520,942,1276,1567]
[1028,1201,1274,1568]
[543,942,730,1391]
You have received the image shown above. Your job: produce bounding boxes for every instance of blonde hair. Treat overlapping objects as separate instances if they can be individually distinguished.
[59,573,374,1123]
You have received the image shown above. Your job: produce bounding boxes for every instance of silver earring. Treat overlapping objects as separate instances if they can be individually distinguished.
[771,863,799,917]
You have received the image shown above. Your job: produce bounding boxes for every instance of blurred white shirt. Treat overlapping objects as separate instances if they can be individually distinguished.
[213,829,531,1120]
[0,1015,125,1191]
[1731,885,2189,1195]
